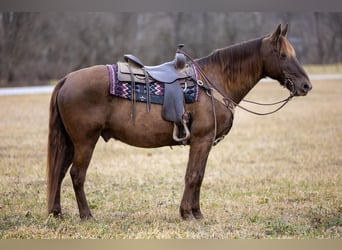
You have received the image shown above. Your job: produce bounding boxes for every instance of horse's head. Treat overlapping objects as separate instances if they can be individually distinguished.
[261,24,312,96]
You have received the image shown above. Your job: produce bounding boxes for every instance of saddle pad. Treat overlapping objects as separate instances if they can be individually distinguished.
[106,64,199,105]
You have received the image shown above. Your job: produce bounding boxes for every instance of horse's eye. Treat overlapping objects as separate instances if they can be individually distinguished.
[280,53,287,59]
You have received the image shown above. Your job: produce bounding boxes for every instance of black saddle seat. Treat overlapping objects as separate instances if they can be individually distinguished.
[124,53,192,83]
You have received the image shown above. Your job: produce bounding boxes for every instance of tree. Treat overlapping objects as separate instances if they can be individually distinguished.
[0,13,39,84]
[0,12,341,86]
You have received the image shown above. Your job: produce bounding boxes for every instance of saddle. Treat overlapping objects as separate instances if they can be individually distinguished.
[123,52,194,83]
[116,46,197,143]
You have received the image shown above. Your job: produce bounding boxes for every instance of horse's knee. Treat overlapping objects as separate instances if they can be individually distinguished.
[185,171,203,189]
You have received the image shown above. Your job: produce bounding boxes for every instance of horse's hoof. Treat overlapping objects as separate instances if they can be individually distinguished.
[180,209,193,220]
[51,209,63,219]
[192,210,204,220]
[80,213,93,221]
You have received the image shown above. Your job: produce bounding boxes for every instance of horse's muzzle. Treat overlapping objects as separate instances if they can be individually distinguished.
[295,80,312,96]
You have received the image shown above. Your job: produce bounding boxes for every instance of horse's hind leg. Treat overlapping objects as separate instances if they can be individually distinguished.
[52,156,73,217]
[70,138,98,219]
[180,139,212,220]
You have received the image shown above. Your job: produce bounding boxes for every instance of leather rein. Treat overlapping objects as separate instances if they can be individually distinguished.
[179,48,295,116]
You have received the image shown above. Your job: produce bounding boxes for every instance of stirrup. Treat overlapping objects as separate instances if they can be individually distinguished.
[172,122,190,144]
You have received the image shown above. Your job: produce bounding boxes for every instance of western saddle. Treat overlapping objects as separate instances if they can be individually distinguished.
[117,45,197,143]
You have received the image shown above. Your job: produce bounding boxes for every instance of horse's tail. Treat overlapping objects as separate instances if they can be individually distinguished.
[47,77,74,215]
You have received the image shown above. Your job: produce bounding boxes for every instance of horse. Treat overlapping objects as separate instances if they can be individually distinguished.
[47,24,312,220]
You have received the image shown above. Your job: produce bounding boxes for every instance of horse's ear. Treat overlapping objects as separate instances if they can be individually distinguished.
[282,23,288,37]
[270,24,282,45]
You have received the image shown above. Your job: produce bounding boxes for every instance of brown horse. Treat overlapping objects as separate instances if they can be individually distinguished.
[47,24,312,220]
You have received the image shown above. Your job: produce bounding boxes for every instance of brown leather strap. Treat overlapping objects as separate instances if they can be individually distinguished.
[127,63,136,122]
[143,67,151,112]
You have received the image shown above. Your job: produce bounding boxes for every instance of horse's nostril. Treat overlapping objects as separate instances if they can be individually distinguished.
[303,83,312,92]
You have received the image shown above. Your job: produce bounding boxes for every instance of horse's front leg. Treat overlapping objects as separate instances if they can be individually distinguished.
[180,138,212,220]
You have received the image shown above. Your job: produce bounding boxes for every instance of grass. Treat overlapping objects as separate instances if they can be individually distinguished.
[0,79,341,239]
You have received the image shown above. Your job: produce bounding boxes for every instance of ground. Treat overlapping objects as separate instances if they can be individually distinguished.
[0,78,341,239]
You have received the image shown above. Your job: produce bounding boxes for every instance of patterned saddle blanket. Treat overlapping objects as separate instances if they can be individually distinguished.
[106,63,200,106]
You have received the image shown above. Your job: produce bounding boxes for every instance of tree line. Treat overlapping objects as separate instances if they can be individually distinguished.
[0,12,341,85]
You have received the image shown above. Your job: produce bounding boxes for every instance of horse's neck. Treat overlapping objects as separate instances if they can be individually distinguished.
[198,41,264,103]
[226,64,264,103]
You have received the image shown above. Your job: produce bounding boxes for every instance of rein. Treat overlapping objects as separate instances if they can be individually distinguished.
[234,94,293,116]
[178,48,294,116]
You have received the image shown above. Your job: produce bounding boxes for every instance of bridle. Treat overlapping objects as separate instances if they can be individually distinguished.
[178,47,296,145]
[179,47,295,116]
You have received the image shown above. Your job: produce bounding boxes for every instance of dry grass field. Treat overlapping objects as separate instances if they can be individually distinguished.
[0,78,341,239]
[305,63,342,74]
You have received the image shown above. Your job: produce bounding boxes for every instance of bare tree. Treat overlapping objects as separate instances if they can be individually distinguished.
[0,12,341,86]
[0,13,39,84]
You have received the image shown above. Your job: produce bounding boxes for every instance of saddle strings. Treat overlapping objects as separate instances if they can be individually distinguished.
[178,48,294,116]
[126,61,137,122]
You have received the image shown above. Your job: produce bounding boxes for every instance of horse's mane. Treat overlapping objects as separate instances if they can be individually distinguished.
[197,37,264,89]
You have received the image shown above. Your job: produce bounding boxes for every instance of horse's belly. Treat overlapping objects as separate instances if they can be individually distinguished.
[102,123,176,148]
[103,101,177,148]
